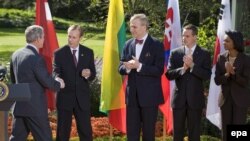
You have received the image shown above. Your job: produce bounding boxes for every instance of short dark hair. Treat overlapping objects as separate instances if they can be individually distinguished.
[225,30,244,52]
[183,24,198,36]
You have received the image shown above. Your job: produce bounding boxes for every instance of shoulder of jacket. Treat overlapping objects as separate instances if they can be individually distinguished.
[79,44,93,53]
[172,46,183,52]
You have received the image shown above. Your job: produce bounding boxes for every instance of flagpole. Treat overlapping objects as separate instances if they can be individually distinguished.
[206,0,231,129]
[161,0,182,137]
[109,124,113,141]
[163,116,166,141]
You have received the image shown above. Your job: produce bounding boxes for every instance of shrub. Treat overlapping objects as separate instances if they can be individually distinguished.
[0,8,104,32]
[90,58,106,117]
[0,8,34,28]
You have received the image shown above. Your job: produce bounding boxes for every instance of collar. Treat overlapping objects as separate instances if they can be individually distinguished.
[27,43,39,53]
[135,33,148,44]
[185,44,196,52]
[70,45,79,52]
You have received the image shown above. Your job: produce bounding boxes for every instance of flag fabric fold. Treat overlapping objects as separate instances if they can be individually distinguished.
[36,0,59,110]
[206,0,231,129]
[100,0,126,133]
[159,0,182,134]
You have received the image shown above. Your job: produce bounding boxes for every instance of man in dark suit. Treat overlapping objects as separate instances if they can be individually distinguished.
[165,24,211,141]
[9,25,65,141]
[53,25,96,141]
[118,14,165,141]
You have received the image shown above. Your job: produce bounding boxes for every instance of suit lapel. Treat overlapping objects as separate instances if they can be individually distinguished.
[139,36,151,62]
[131,40,136,58]
[77,46,85,69]
[65,46,77,68]
[233,53,243,70]
[192,45,200,63]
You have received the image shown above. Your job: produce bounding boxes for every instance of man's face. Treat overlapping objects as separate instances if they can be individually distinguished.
[182,29,196,48]
[130,19,146,39]
[36,33,45,49]
[68,29,81,48]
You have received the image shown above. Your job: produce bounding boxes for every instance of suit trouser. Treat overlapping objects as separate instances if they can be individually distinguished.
[9,115,52,141]
[172,108,202,141]
[221,95,248,141]
[126,104,158,141]
[56,103,92,141]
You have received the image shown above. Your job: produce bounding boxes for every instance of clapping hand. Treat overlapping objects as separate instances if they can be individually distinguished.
[123,56,140,70]
[225,61,235,75]
[183,55,193,71]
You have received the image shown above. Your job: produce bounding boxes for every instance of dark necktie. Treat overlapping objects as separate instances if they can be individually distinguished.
[72,50,77,67]
[135,39,143,45]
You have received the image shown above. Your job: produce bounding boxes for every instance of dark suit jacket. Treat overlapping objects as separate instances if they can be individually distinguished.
[166,45,211,109]
[10,45,61,116]
[118,35,165,107]
[214,51,250,107]
[53,44,96,111]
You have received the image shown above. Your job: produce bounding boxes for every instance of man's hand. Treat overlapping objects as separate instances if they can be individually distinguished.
[183,54,194,69]
[82,69,91,78]
[123,56,141,70]
[55,77,65,88]
[131,56,140,69]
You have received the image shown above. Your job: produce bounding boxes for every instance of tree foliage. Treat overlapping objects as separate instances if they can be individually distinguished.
[0,0,34,9]
[48,0,92,21]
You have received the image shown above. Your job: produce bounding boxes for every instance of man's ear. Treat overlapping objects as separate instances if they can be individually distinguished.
[194,35,198,40]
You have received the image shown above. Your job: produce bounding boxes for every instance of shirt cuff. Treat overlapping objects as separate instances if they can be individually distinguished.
[181,67,185,75]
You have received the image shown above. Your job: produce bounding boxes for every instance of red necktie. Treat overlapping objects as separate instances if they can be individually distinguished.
[135,39,143,45]
[72,50,77,67]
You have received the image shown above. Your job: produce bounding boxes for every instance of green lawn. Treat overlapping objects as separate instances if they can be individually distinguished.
[0,27,105,66]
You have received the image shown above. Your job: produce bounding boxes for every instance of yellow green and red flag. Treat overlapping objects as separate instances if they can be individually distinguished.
[100,0,126,133]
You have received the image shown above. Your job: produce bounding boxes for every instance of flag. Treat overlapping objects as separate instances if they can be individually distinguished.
[206,0,231,129]
[159,0,182,134]
[100,0,126,133]
[36,0,59,110]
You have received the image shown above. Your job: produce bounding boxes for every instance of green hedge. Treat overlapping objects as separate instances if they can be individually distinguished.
[0,8,72,29]
[0,8,34,28]
[0,8,104,32]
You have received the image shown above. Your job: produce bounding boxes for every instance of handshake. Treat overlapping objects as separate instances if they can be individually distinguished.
[55,77,65,89]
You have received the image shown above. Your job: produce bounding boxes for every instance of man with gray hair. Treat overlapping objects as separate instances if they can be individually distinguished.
[9,25,65,141]
[119,14,165,141]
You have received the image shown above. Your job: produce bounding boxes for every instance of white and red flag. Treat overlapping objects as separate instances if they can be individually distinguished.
[36,0,59,110]
[206,0,231,129]
[159,0,182,134]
